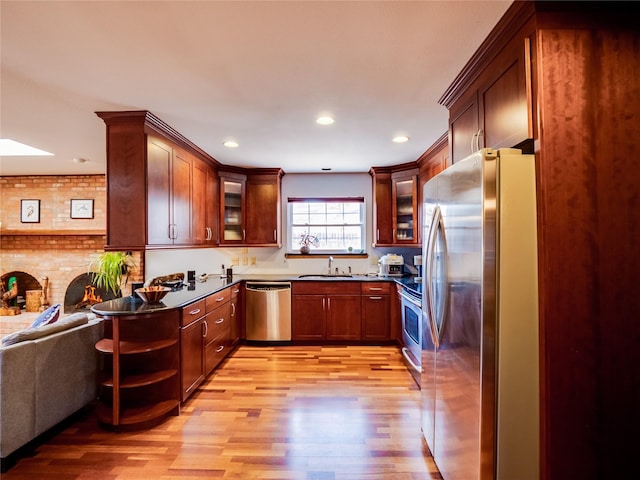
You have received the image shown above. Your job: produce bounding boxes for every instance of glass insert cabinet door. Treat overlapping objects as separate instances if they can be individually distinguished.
[222,180,243,241]
[393,177,417,242]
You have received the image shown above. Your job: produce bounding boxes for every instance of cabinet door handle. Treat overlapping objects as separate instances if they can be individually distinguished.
[215,318,224,324]
[243,229,246,241]
[216,345,224,353]
[327,298,331,311]
[203,320,208,337]
[471,132,477,154]
[369,296,383,300]
[377,229,380,241]
[231,303,236,317]
[205,227,211,241]
[477,129,484,151]
[322,298,325,311]
[274,229,277,242]
[189,308,201,315]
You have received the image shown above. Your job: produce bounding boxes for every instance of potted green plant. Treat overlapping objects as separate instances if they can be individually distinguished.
[89,251,134,297]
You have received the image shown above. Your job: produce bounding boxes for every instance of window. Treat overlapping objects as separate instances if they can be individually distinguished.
[288,197,365,253]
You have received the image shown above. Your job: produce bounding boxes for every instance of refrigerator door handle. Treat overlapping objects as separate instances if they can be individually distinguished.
[426,206,449,346]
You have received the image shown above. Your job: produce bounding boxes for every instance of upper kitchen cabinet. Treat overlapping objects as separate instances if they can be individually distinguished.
[370,164,420,247]
[147,137,193,246]
[442,25,533,163]
[219,169,284,246]
[97,111,222,250]
[220,172,246,244]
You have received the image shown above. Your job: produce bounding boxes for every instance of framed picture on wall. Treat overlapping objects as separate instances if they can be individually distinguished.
[70,199,94,219]
[20,199,40,223]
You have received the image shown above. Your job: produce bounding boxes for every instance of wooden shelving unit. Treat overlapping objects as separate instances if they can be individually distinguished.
[95,310,181,429]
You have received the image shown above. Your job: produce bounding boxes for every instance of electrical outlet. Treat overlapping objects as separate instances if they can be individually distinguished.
[370,255,379,266]
[231,257,239,266]
[241,256,248,266]
[250,256,256,265]
[241,247,248,254]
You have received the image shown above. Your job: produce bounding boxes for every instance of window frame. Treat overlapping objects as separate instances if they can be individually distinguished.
[287,196,366,254]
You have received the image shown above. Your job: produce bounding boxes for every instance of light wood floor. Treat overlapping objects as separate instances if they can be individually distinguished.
[3,345,442,479]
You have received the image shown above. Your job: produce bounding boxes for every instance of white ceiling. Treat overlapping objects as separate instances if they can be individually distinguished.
[0,0,511,176]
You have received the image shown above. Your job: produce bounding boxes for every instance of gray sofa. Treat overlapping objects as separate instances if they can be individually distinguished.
[0,313,103,464]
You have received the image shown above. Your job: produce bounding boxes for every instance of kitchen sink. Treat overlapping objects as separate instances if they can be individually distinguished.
[297,274,354,278]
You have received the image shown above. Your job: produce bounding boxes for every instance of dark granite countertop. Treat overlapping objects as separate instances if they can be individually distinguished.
[91,274,422,316]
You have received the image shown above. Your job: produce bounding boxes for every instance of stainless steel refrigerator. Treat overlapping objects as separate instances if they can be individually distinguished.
[421,148,539,480]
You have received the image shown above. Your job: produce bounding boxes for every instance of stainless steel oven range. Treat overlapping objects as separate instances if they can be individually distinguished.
[400,285,422,386]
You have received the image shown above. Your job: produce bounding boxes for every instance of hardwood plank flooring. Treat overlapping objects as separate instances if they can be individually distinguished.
[3,345,442,479]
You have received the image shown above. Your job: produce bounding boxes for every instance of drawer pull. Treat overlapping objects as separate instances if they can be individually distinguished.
[369,296,383,300]
[215,318,224,324]
[216,345,224,353]
[189,308,201,315]
[369,287,382,291]
[215,297,225,302]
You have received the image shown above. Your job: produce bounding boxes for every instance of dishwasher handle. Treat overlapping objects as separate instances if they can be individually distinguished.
[246,282,291,291]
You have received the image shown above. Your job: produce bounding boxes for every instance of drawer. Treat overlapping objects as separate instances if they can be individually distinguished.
[205,327,232,374]
[206,288,231,312]
[293,281,361,295]
[361,282,391,295]
[204,302,231,343]
[181,298,206,326]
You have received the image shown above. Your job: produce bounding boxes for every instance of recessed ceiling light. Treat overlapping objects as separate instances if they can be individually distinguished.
[73,157,89,164]
[321,167,332,171]
[392,135,410,143]
[223,140,239,148]
[316,115,335,126]
[0,138,53,156]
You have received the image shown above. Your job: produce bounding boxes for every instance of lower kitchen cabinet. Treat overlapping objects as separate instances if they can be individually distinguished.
[180,298,206,401]
[204,290,232,374]
[361,282,391,341]
[180,286,239,402]
[292,281,361,341]
[95,310,181,428]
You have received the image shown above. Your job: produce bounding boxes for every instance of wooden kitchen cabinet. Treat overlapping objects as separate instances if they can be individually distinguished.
[180,298,206,401]
[95,310,181,428]
[96,111,220,250]
[292,281,361,341]
[220,172,246,244]
[361,282,392,341]
[220,169,284,246]
[147,137,193,245]
[204,287,233,374]
[193,158,218,245]
[444,35,533,163]
[245,171,283,246]
[370,165,420,247]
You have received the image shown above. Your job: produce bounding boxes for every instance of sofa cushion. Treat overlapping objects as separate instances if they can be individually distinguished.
[29,303,61,329]
[1,312,91,347]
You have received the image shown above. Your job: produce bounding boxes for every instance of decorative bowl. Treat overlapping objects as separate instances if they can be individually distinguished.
[135,286,171,303]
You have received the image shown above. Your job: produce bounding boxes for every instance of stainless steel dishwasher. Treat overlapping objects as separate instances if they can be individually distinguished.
[245,282,292,341]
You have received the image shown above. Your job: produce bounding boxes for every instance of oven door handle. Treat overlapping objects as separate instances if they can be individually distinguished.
[399,290,421,309]
[401,347,422,374]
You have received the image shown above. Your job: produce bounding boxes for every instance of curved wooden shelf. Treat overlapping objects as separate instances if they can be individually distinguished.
[97,399,180,427]
[99,369,178,389]
[95,338,178,354]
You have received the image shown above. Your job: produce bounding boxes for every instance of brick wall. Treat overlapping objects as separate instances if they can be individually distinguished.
[0,175,142,307]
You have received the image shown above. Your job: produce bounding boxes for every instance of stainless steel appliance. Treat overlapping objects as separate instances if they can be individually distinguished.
[378,253,404,276]
[245,282,291,341]
[399,285,421,386]
[421,148,539,480]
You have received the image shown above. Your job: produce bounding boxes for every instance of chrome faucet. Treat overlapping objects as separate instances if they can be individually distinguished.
[328,256,334,275]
